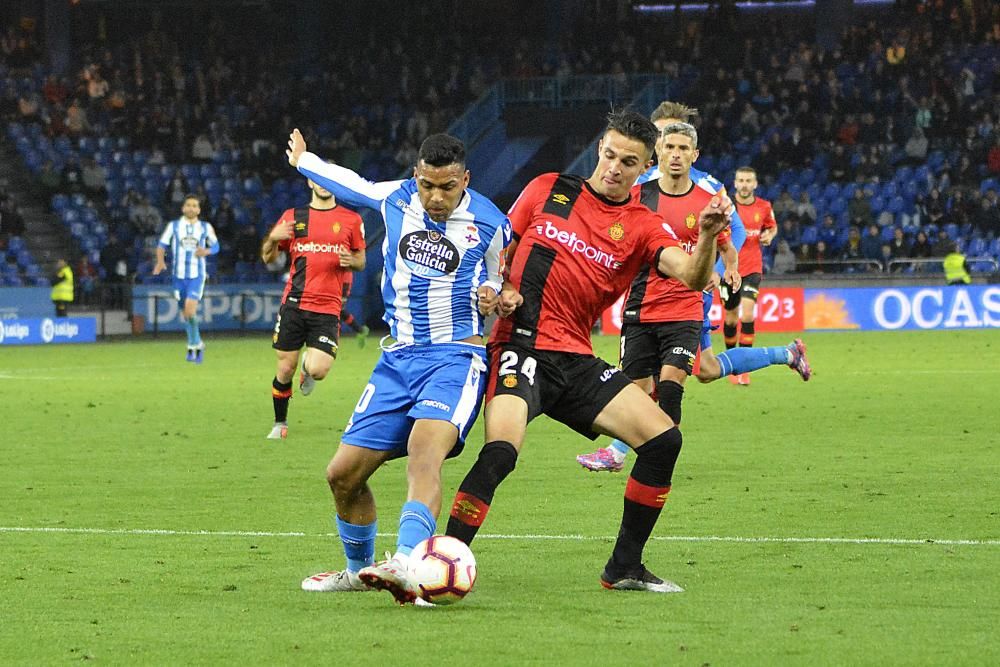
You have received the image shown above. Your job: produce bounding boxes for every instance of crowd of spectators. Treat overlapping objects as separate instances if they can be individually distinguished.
[1,0,999,286]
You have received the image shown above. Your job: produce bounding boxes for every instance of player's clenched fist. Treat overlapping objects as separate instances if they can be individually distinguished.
[698,194,732,236]
[476,285,499,317]
[497,284,523,318]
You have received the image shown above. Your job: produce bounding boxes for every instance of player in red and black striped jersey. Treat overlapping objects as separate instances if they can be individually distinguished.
[446,110,732,593]
[618,122,738,427]
[722,166,777,385]
[260,178,366,439]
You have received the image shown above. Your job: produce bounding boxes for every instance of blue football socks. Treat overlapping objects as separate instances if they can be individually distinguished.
[397,500,436,557]
[609,439,630,456]
[335,515,377,573]
[187,316,202,347]
[717,346,790,377]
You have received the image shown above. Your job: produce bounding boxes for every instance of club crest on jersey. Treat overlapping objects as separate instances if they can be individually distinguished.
[332,222,341,233]
[502,375,518,388]
[400,230,461,278]
[609,221,624,241]
[755,213,761,222]
[463,224,480,247]
[685,213,697,229]
[551,193,570,206]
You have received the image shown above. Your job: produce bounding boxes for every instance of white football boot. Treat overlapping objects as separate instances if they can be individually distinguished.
[301,569,371,592]
[266,422,288,440]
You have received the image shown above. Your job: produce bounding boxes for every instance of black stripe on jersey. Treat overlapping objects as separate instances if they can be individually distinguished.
[288,256,307,303]
[622,266,650,324]
[510,244,557,346]
[639,180,661,212]
[541,174,585,219]
[293,207,310,238]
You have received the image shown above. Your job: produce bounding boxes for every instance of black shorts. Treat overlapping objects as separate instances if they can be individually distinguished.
[486,342,633,440]
[620,321,701,379]
[272,304,340,357]
[721,272,762,310]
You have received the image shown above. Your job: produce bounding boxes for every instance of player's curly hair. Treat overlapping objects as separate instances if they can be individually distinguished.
[650,101,699,125]
[605,109,658,158]
[418,133,466,168]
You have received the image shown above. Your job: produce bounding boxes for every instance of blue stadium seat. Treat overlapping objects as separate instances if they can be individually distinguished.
[51,194,68,212]
[944,223,959,239]
[797,168,816,187]
[220,164,238,178]
[894,166,913,184]
[887,196,905,215]
[914,165,931,182]
[180,164,199,181]
[990,238,1000,258]
[870,195,886,214]
[800,225,818,244]
[828,197,847,215]
[966,238,986,256]
[880,226,896,242]
[200,164,220,178]
[981,177,999,194]
[880,182,899,199]
[7,236,25,253]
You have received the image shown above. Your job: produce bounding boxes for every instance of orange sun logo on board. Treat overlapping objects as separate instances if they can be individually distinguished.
[332,222,341,233]
[609,221,624,241]
[502,375,518,388]
[685,213,697,229]
[551,193,570,206]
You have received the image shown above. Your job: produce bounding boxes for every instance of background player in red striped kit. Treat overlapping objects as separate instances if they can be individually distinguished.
[723,166,777,385]
[446,110,731,593]
[617,121,737,428]
[261,177,366,439]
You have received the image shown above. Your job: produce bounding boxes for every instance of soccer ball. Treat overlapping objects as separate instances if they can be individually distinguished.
[408,535,477,605]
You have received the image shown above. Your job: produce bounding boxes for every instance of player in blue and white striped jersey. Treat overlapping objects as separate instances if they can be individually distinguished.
[288,129,515,604]
[153,195,219,363]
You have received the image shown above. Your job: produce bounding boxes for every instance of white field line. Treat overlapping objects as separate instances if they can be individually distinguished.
[0,526,997,547]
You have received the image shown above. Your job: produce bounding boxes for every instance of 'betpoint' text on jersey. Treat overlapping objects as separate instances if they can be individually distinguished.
[293,240,347,254]
[536,220,622,269]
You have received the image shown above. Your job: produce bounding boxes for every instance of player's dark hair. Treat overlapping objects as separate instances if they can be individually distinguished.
[735,166,757,177]
[605,109,658,157]
[418,133,466,168]
[183,194,201,204]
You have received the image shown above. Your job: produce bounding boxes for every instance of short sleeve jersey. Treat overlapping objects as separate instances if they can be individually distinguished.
[623,180,731,323]
[734,196,776,276]
[492,173,680,354]
[274,205,366,315]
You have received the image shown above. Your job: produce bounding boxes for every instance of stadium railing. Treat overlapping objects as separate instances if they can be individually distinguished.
[791,259,886,273]
[887,257,1000,274]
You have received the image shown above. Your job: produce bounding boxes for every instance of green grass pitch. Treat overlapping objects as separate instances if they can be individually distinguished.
[2,330,998,665]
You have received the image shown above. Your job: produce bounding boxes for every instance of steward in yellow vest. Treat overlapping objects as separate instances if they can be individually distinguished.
[943,244,971,286]
[50,258,74,317]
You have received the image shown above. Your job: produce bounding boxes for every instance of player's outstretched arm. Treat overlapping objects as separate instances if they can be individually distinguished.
[287,129,402,210]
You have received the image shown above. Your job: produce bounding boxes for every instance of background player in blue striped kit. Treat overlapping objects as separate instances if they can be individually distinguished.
[153,194,219,363]
[287,129,513,604]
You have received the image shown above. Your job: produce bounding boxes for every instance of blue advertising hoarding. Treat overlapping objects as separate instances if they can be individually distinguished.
[0,288,55,319]
[132,284,285,332]
[0,316,97,345]
[803,285,1000,331]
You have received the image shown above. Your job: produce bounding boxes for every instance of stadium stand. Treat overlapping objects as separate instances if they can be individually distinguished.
[1,0,999,298]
